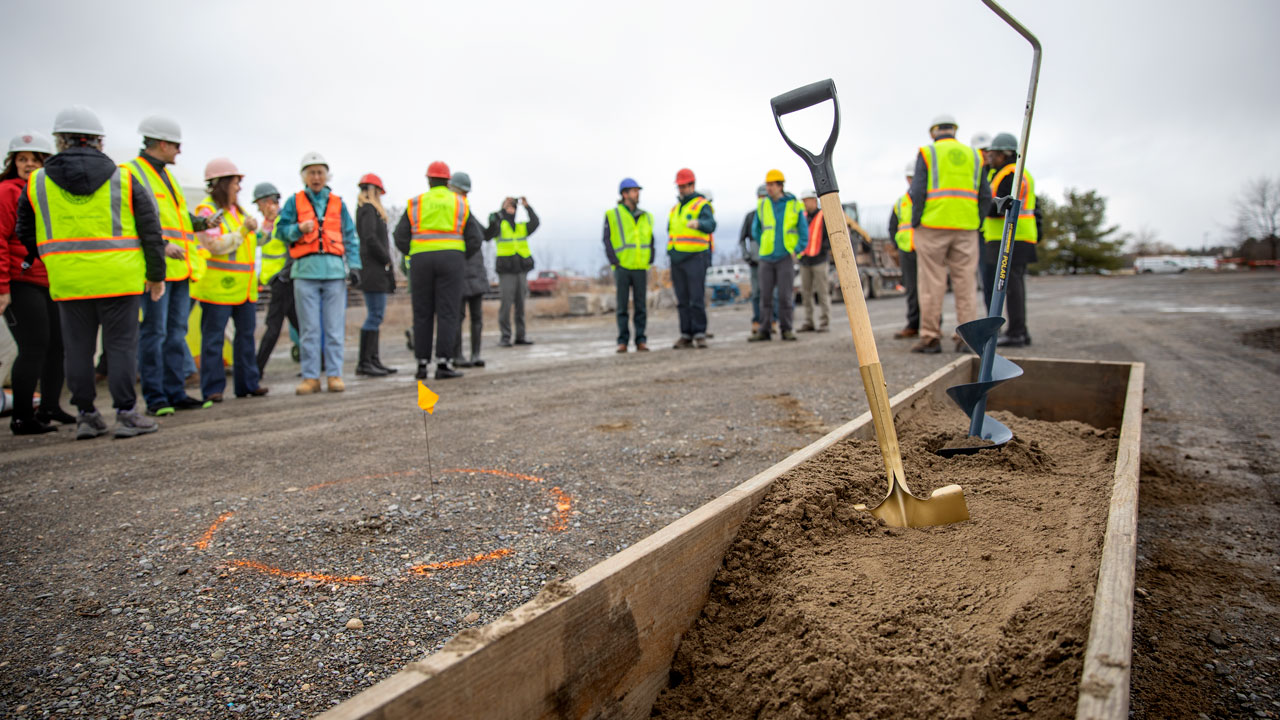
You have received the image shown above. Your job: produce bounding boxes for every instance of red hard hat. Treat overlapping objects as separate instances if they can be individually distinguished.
[358,173,385,192]
[674,168,696,185]
[426,161,451,179]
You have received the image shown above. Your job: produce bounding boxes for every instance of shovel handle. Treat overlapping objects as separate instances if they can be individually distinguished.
[769,79,841,195]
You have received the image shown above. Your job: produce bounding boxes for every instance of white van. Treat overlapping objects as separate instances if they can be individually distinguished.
[1134,256,1187,274]
[707,264,749,285]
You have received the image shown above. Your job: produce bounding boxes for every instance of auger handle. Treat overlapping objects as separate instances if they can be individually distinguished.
[771,80,909,494]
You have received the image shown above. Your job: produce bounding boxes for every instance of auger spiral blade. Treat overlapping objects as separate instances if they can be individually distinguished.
[939,318,1024,457]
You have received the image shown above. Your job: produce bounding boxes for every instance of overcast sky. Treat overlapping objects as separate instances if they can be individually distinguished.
[4,0,1275,273]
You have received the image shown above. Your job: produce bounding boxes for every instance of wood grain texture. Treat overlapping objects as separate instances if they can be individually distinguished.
[819,192,877,367]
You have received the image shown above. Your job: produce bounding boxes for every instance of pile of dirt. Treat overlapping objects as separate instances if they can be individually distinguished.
[1241,325,1280,352]
[653,404,1119,719]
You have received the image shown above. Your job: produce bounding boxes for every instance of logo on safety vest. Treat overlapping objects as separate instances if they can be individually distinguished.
[221,276,236,289]
[57,187,93,205]
[948,148,966,164]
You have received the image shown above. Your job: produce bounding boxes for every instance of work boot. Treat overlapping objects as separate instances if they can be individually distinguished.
[499,339,513,348]
[953,334,974,354]
[747,332,771,342]
[114,409,159,439]
[415,359,430,379]
[635,343,649,352]
[751,321,760,334]
[910,338,942,354]
[673,337,693,349]
[356,330,388,377]
[36,407,76,425]
[694,336,708,349]
[616,344,628,353]
[455,356,474,367]
[238,387,270,398]
[76,410,109,440]
[997,333,1029,348]
[514,338,534,346]
[798,323,816,332]
[11,417,57,436]
[205,393,224,403]
[468,334,484,368]
[327,376,346,392]
[295,378,322,395]
[369,330,396,373]
[894,327,919,339]
[817,323,830,333]
[435,361,463,379]
[781,330,797,341]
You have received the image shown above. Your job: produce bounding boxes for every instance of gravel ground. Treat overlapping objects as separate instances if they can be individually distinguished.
[1,272,1277,718]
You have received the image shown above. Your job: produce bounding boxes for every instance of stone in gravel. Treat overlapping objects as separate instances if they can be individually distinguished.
[211,649,226,660]
[1208,629,1228,647]
[463,612,480,624]
[346,618,364,630]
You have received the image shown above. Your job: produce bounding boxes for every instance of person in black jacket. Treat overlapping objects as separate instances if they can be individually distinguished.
[739,184,768,334]
[449,172,489,368]
[354,174,397,376]
[16,106,167,440]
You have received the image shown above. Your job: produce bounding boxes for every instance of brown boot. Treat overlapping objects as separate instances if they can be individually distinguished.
[616,344,628,353]
[327,376,346,392]
[636,342,649,352]
[295,378,322,395]
[910,337,942,354]
[894,327,919,339]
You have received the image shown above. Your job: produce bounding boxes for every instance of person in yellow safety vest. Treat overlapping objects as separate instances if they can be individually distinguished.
[14,105,168,440]
[668,167,716,348]
[251,181,298,377]
[392,160,483,380]
[981,132,1038,348]
[191,157,268,404]
[603,177,654,353]
[889,161,926,340]
[129,115,217,416]
[907,114,991,354]
[797,189,831,333]
[748,169,808,342]
[485,195,541,346]
[971,131,996,311]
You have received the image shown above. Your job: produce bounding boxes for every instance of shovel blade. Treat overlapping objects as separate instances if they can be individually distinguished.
[854,482,970,528]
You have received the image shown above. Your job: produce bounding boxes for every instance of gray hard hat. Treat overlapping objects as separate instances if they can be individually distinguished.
[989,132,1018,153]
[53,105,105,136]
[8,131,55,156]
[756,184,768,197]
[138,115,182,143]
[449,171,472,193]
[970,132,992,150]
[929,113,958,130]
[252,181,281,202]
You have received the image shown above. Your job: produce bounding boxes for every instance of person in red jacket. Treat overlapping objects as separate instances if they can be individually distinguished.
[1,132,75,435]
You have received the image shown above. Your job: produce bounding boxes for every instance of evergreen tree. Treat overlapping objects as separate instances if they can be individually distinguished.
[1030,189,1125,274]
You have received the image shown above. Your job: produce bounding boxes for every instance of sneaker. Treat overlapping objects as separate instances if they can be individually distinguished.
[435,362,464,380]
[173,396,205,411]
[672,337,694,349]
[893,327,919,339]
[296,378,322,395]
[76,410,109,440]
[694,337,708,349]
[11,417,58,436]
[781,331,797,341]
[910,338,942,354]
[36,407,77,425]
[114,409,159,439]
[747,332,771,342]
[146,406,175,417]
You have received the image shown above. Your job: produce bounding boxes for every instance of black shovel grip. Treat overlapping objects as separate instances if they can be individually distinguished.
[770,78,841,195]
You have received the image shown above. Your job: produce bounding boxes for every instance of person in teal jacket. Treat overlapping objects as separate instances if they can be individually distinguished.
[274,152,361,394]
[749,171,808,341]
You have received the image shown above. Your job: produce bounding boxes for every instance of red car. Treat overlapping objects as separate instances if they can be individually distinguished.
[528,270,561,296]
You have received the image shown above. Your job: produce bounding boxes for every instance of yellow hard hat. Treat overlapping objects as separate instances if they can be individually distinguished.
[765,169,785,183]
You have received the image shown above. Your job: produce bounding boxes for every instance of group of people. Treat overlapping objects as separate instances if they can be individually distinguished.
[0,106,543,440]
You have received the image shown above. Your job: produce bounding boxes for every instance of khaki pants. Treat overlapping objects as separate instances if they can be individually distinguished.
[799,261,830,328]
[915,226,979,340]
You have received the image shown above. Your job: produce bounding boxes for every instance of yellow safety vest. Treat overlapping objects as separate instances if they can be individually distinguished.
[191,198,257,305]
[894,193,914,252]
[259,218,288,284]
[27,167,145,301]
[605,203,653,270]
[983,165,1037,244]
[407,186,468,254]
[918,137,983,230]
[125,157,202,283]
[496,219,531,258]
[756,196,802,256]
[667,196,712,253]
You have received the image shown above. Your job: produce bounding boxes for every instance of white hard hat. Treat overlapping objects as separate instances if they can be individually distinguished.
[929,114,958,130]
[970,132,992,150]
[801,189,817,200]
[53,105,105,136]
[300,151,328,171]
[138,115,182,143]
[702,190,714,202]
[905,162,916,177]
[8,131,55,156]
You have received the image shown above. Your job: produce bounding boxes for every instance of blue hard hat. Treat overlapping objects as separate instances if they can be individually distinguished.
[618,177,642,193]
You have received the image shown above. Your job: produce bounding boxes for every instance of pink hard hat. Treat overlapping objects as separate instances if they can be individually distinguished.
[204,157,243,181]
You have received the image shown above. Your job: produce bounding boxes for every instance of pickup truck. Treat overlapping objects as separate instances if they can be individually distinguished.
[527,270,561,296]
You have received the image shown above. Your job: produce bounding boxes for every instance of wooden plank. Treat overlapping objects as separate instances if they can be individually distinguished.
[1076,362,1144,720]
[986,357,1131,429]
[318,358,972,720]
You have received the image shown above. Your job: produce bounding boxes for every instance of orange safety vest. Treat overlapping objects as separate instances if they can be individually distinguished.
[290,191,345,259]
[802,210,824,257]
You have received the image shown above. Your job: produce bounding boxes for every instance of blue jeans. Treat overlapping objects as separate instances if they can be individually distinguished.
[362,291,387,331]
[139,279,193,408]
[200,301,261,398]
[295,278,346,379]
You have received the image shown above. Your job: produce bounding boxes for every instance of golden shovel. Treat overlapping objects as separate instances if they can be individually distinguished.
[769,79,968,527]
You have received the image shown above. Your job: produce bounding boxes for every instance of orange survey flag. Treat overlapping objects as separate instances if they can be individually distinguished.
[417,382,439,414]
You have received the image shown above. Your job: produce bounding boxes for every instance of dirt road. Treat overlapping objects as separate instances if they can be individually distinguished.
[1,272,1276,718]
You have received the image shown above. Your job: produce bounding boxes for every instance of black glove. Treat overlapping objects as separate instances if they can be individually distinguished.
[347,269,361,287]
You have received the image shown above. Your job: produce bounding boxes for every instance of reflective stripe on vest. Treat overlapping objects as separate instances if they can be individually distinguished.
[28,168,145,301]
[803,210,824,257]
[983,165,1038,244]
[894,194,914,252]
[667,196,712,252]
[290,191,345,259]
[606,204,653,270]
[259,219,288,284]
[757,196,801,257]
[191,198,258,305]
[127,157,198,282]
[408,186,468,254]
[919,138,982,230]
[496,219,531,258]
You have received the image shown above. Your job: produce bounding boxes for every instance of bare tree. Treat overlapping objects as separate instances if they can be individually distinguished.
[1127,225,1178,256]
[1234,176,1280,240]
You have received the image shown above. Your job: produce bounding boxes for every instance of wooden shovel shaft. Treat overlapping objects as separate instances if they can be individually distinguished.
[819,191,909,489]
